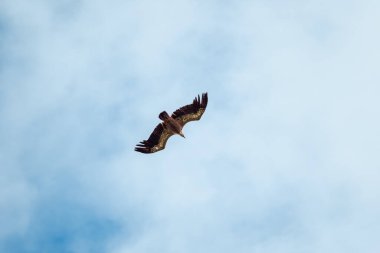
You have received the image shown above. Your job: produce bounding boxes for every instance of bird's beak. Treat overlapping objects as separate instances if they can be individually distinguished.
[180,132,185,138]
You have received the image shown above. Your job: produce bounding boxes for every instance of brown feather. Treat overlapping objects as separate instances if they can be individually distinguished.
[171,92,208,126]
[134,123,174,153]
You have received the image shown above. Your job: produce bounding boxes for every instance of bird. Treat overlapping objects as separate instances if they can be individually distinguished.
[135,92,208,154]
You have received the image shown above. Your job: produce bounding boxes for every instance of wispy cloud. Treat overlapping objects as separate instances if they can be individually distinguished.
[1,0,379,252]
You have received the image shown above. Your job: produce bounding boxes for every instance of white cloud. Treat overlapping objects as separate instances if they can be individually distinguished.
[1,0,379,252]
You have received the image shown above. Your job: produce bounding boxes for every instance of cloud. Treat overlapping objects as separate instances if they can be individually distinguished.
[0,0,379,252]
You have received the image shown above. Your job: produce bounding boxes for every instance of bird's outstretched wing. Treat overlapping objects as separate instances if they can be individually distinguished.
[135,123,174,153]
[171,93,208,126]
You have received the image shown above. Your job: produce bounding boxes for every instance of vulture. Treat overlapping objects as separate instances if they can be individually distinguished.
[135,92,208,154]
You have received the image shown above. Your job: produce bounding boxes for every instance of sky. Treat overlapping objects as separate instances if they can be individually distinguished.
[0,0,380,252]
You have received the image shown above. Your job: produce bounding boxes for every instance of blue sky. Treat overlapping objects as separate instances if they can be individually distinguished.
[1,0,379,252]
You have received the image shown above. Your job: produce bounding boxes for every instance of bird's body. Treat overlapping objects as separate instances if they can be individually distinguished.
[135,93,208,154]
[158,111,185,137]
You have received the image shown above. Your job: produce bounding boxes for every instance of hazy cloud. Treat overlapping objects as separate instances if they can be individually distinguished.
[1,0,379,252]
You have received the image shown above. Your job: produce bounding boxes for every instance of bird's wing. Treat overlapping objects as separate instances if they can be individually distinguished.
[171,93,208,126]
[135,123,174,153]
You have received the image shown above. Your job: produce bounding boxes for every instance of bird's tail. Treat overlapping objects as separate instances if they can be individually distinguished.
[159,111,170,120]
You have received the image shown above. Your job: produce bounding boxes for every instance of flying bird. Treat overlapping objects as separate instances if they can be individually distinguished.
[135,92,208,154]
